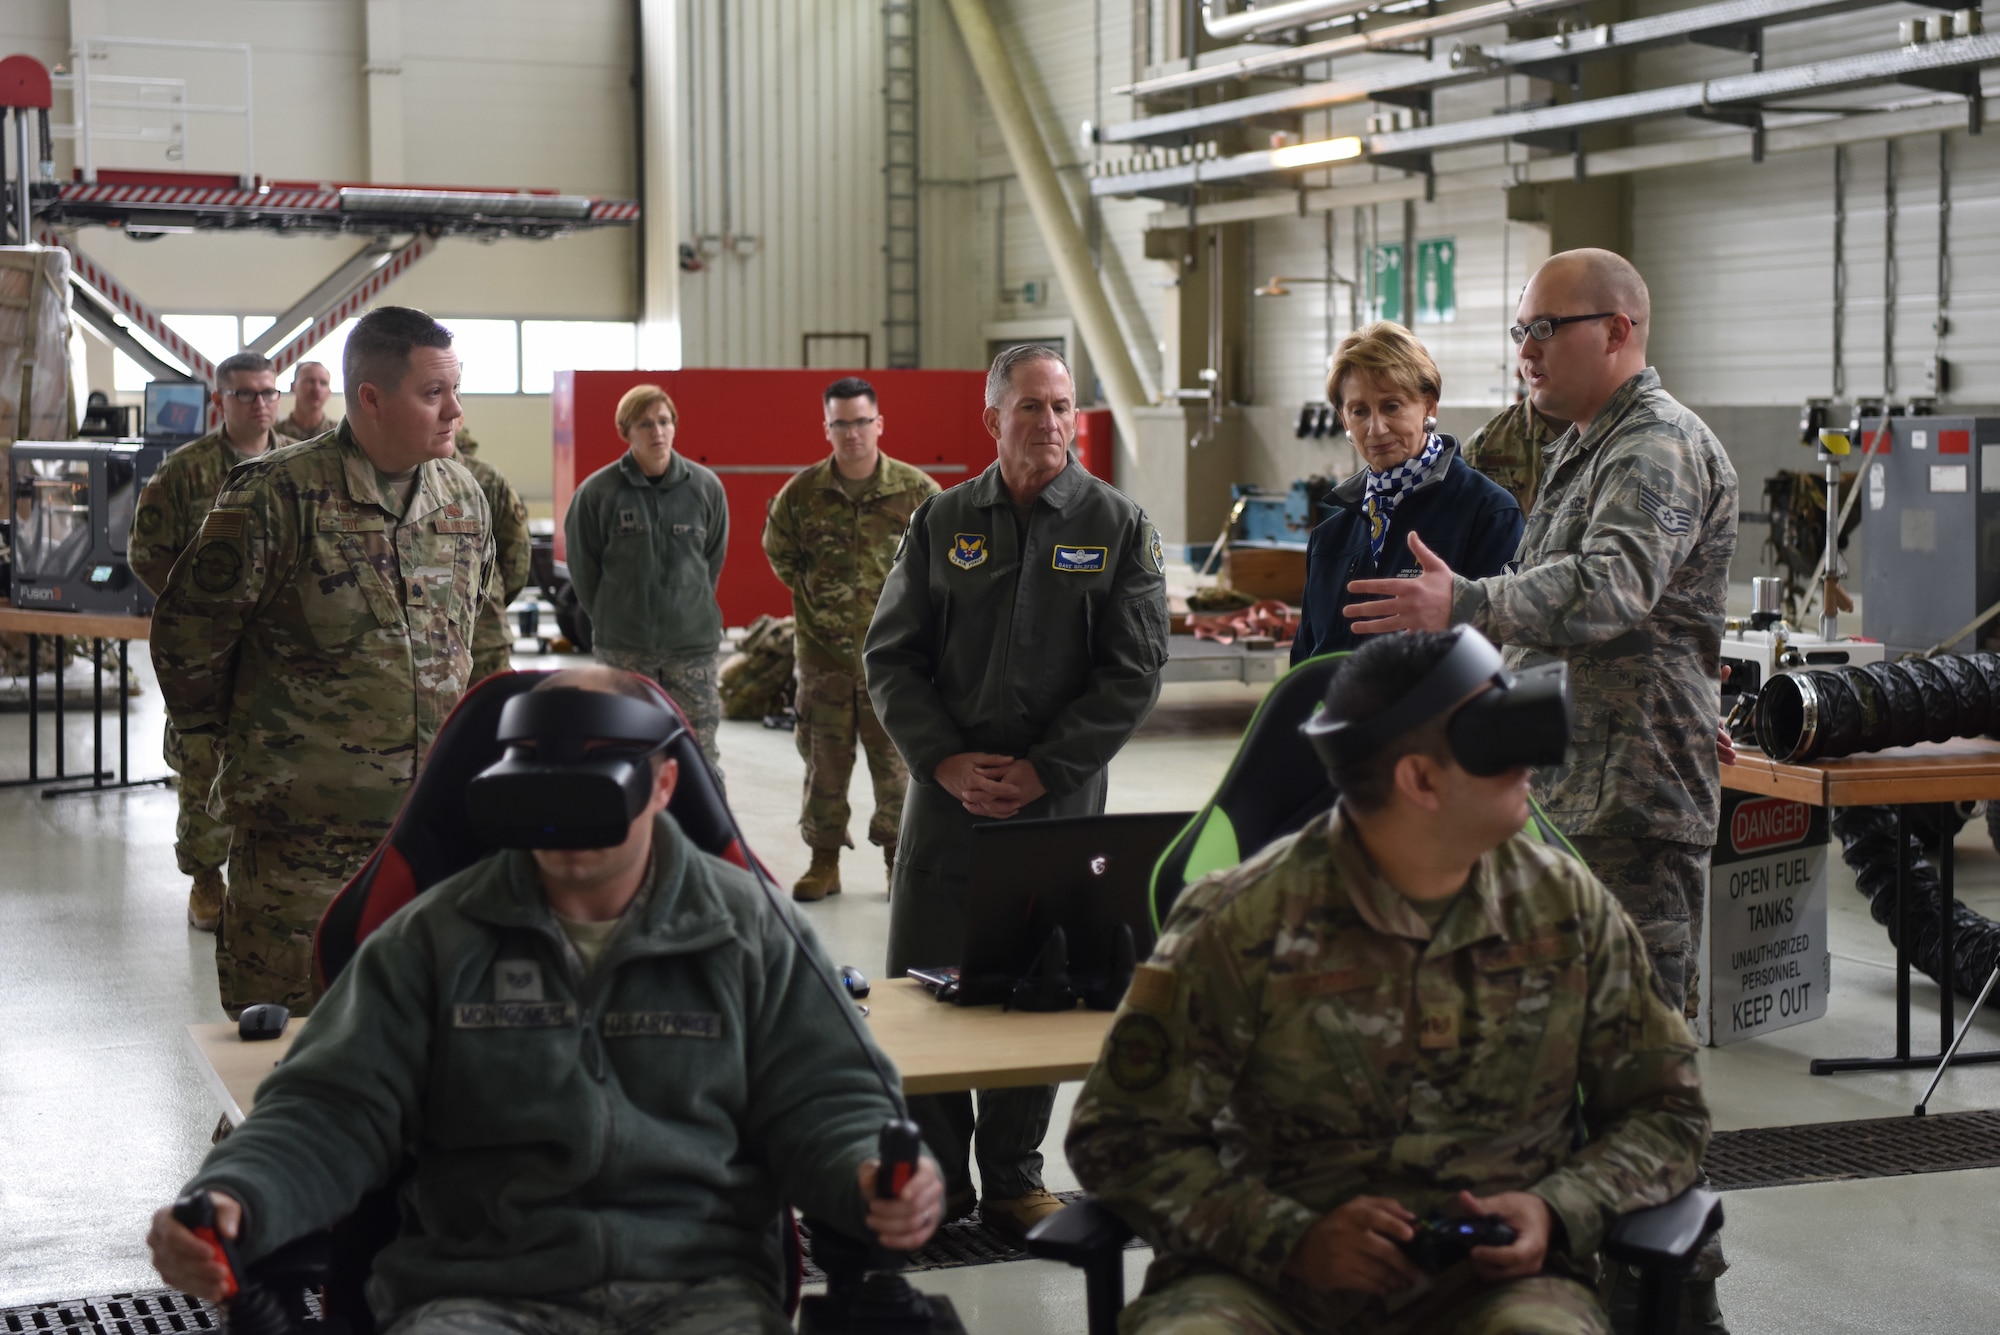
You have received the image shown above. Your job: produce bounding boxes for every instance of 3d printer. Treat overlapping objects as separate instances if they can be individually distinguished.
[10,440,168,615]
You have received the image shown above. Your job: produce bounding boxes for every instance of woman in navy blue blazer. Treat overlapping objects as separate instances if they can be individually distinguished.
[1291,322,1525,663]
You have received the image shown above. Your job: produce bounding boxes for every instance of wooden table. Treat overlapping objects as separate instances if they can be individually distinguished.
[189,979,1116,1125]
[0,605,168,798]
[1724,739,2000,1078]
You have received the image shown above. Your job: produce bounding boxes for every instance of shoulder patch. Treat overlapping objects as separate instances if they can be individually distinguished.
[1052,544,1109,573]
[1104,1013,1172,1091]
[1126,963,1177,1015]
[190,542,245,594]
[1636,483,1695,536]
[1146,525,1165,575]
[199,509,247,542]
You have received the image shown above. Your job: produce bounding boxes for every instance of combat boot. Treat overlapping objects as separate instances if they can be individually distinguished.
[187,868,224,932]
[792,848,842,902]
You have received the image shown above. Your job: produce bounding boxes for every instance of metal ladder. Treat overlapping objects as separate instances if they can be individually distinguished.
[883,0,919,368]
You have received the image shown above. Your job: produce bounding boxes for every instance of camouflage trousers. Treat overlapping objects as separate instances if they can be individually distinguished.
[218,825,381,1018]
[384,1278,787,1335]
[1565,835,1730,1289]
[907,1084,1058,1202]
[469,643,514,689]
[596,647,724,785]
[164,727,230,877]
[1564,836,1709,1018]
[1120,1268,1606,1335]
[794,666,907,852]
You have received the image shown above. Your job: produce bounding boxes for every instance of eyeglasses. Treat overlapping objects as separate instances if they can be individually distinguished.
[223,388,282,404]
[1508,312,1622,346]
[826,417,879,434]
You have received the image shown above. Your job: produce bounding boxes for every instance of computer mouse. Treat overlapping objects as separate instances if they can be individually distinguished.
[840,965,871,999]
[238,1003,290,1042]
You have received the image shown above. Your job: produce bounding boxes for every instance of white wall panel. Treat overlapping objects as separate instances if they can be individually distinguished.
[676,0,887,369]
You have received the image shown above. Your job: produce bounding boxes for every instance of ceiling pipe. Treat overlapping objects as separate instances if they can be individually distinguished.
[1203,0,1383,42]
[943,0,1152,480]
[1128,0,1576,98]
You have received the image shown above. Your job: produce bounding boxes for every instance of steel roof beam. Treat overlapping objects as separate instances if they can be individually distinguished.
[1093,33,2000,198]
[1107,0,1899,145]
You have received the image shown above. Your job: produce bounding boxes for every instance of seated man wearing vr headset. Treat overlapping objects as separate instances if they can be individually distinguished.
[1068,629,1709,1335]
[146,667,944,1335]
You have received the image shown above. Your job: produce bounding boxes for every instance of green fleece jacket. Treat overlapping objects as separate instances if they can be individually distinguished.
[188,814,900,1315]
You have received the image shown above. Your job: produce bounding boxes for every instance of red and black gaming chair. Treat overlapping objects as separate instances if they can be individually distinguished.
[315,670,759,986]
[271,670,798,1335]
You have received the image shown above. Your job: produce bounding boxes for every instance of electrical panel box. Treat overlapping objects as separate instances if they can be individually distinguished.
[10,440,167,615]
[1858,415,2000,658]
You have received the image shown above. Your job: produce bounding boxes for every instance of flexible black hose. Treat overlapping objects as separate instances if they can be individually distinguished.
[1830,804,2000,999]
[1756,652,2000,763]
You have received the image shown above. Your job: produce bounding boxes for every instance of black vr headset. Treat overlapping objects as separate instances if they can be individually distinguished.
[1300,627,1571,777]
[467,688,684,849]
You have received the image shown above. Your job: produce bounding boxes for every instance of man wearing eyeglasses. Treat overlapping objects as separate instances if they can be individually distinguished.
[762,377,941,902]
[1340,250,1737,1330]
[131,350,291,934]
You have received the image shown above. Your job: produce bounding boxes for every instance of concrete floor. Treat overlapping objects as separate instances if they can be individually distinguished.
[5,651,2000,1332]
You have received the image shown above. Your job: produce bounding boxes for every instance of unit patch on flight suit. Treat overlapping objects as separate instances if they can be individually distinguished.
[948,533,990,569]
[1052,545,1108,573]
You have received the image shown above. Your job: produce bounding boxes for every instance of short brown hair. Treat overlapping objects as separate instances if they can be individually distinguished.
[1325,321,1441,413]
[615,384,677,437]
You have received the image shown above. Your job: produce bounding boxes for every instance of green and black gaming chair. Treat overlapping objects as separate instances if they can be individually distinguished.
[1147,652,1579,932]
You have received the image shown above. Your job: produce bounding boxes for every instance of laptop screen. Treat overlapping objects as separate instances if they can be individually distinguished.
[959,811,1195,985]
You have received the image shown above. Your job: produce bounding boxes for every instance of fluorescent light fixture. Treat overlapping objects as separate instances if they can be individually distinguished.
[1270,136,1365,169]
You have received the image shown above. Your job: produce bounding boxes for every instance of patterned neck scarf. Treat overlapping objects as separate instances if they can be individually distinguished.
[1362,433,1446,563]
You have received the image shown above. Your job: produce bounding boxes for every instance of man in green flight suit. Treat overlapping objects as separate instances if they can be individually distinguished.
[762,376,940,901]
[131,350,290,932]
[452,421,533,682]
[864,344,1169,1239]
[151,306,497,1017]
[1067,630,1709,1334]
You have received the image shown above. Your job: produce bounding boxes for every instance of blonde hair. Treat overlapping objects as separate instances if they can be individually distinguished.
[1325,322,1441,412]
[615,383,678,437]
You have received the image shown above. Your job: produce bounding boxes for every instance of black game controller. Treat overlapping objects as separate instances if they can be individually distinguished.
[1398,1214,1518,1274]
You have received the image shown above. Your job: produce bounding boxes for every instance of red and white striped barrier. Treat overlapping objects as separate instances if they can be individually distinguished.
[269,232,435,376]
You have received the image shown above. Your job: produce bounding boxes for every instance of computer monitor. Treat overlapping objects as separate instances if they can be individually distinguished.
[948,811,1195,998]
[144,381,206,439]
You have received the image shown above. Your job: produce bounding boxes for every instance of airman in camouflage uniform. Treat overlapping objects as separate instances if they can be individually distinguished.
[1449,366,1738,1013]
[275,359,339,442]
[131,350,291,931]
[1067,807,1709,1335]
[1461,396,1567,512]
[763,380,941,900]
[153,326,495,1018]
[453,426,533,683]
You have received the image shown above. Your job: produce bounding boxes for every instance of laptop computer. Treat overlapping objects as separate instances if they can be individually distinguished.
[908,811,1193,1005]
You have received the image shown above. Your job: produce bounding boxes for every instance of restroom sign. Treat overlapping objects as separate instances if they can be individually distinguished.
[1695,791,1830,1046]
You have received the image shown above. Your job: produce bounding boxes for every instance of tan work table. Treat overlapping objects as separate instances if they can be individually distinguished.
[189,979,1115,1126]
[0,604,167,798]
[1723,738,2000,1078]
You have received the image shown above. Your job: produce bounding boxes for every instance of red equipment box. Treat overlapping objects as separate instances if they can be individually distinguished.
[552,369,997,627]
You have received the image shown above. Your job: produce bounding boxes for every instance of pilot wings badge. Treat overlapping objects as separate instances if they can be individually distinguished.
[949,533,990,569]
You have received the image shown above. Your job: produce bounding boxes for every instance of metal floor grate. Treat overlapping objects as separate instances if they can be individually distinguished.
[0,1293,218,1335]
[798,1189,1144,1281]
[1704,1109,2000,1191]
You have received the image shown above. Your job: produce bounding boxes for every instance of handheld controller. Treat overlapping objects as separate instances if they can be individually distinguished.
[875,1118,921,1204]
[1398,1214,1518,1274]
[170,1191,243,1300]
